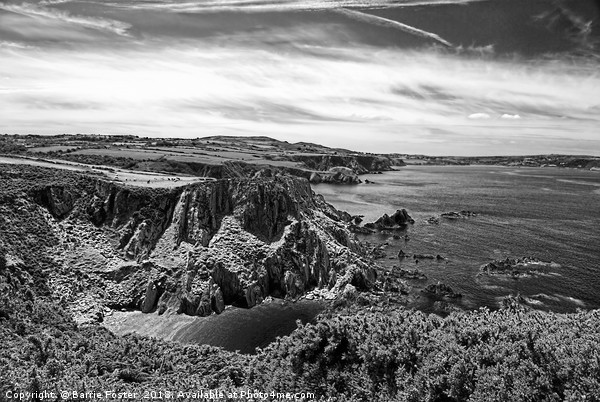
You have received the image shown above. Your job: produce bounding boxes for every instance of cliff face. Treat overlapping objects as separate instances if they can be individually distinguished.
[291,154,393,174]
[21,172,376,322]
[97,154,395,185]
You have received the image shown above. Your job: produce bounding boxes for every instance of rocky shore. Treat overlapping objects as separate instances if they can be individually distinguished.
[1,164,396,325]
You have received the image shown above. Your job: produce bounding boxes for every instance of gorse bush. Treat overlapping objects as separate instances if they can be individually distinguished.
[248,309,600,401]
[1,164,599,401]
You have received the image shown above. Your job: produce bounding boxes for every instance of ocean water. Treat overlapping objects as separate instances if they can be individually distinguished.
[105,300,325,354]
[106,165,599,352]
[314,165,600,313]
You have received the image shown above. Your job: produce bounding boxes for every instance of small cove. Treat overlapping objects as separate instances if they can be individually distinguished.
[103,300,325,354]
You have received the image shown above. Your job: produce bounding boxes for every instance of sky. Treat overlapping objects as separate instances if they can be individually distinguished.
[0,0,599,155]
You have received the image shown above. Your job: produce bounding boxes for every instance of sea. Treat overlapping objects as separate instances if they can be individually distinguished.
[106,165,600,352]
[104,299,325,354]
[314,165,600,313]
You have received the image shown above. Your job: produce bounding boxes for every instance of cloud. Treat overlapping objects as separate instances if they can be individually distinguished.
[108,0,481,14]
[501,114,521,119]
[468,113,491,120]
[0,40,31,49]
[0,7,599,156]
[0,2,131,37]
[335,8,453,47]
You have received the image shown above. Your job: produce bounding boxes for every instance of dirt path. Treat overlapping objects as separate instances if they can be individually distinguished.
[0,155,211,188]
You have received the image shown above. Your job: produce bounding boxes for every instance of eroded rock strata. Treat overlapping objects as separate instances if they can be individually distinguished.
[2,166,379,324]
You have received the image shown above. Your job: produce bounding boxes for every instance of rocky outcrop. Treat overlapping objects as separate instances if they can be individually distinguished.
[291,154,393,174]
[31,173,377,320]
[134,153,392,185]
[141,280,161,313]
[364,209,415,230]
[308,167,361,185]
[363,241,389,260]
[33,185,77,218]
[479,257,560,279]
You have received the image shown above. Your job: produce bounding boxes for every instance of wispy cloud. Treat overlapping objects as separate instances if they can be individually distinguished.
[0,39,31,49]
[1,37,599,154]
[0,0,598,155]
[0,2,131,37]
[335,8,453,47]
[107,0,480,13]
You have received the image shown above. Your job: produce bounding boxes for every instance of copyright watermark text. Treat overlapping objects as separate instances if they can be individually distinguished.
[5,389,316,400]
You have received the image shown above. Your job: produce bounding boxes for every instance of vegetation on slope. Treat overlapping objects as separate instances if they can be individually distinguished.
[3,269,599,401]
[1,165,599,401]
[250,307,600,401]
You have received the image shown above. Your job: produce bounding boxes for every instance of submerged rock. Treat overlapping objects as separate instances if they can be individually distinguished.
[422,282,462,299]
[441,210,477,219]
[394,267,427,280]
[425,217,440,225]
[412,254,445,260]
[413,254,435,260]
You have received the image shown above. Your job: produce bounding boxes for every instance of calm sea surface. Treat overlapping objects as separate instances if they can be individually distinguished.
[314,165,600,313]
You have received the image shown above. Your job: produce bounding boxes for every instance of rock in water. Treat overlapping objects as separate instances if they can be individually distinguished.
[364,209,415,230]
[479,256,558,279]
[141,280,160,313]
[425,217,440,225]
[441,210,477,219]
[422,282,462,298]
[413,254,436,260]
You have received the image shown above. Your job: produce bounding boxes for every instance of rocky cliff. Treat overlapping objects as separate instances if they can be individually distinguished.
[137,154,394,184]
[288,154,393,173]
[5,166,378,324]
